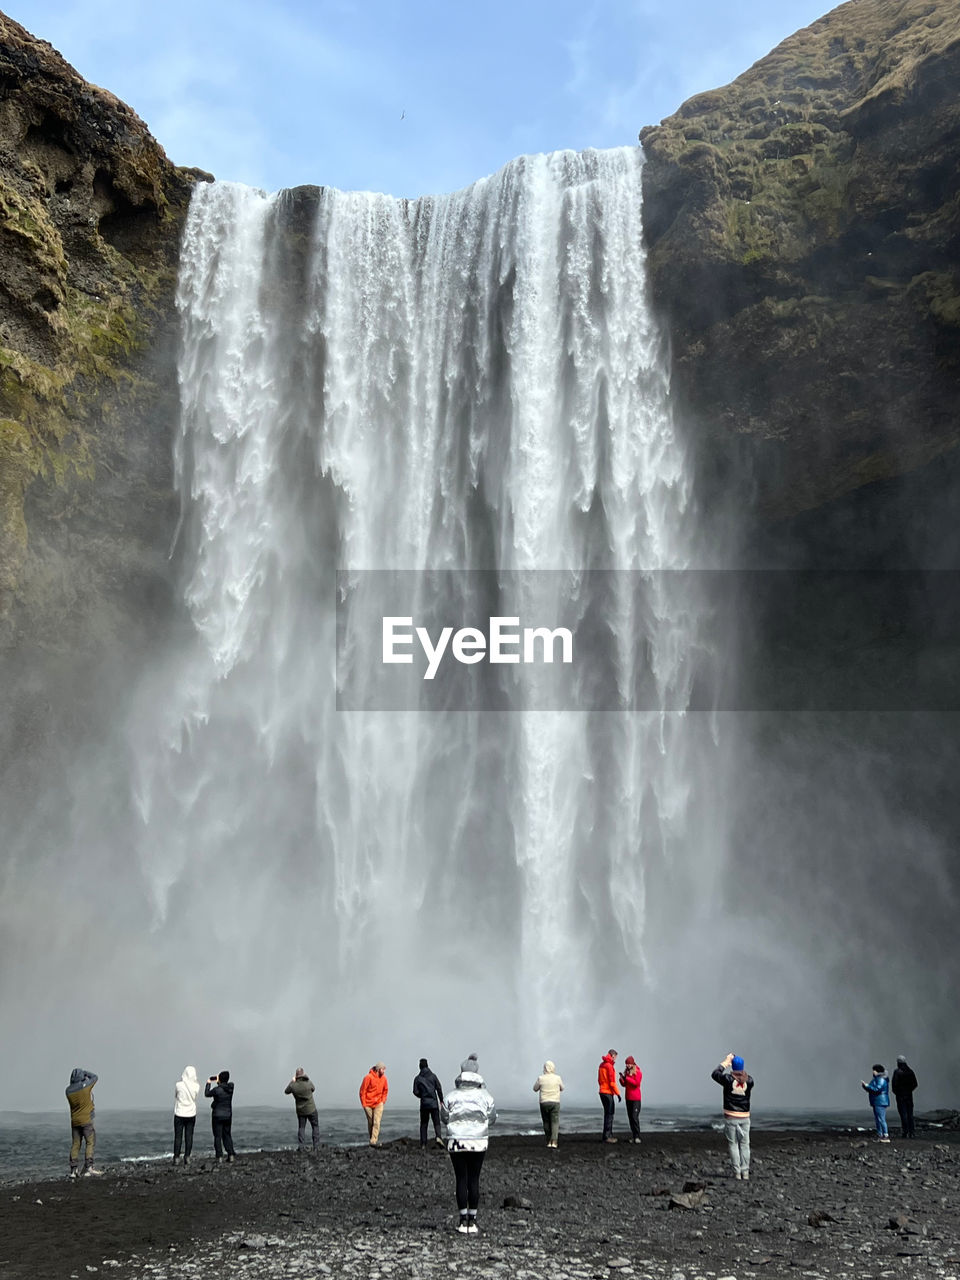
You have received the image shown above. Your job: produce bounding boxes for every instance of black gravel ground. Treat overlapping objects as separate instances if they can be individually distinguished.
[2,1130,958,1280]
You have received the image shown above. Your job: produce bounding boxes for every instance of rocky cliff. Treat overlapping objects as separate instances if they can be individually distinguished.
[640,0,960,531]
[0,12,201,665]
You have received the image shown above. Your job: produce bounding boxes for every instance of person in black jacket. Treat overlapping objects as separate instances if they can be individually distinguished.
[412,1058,444,1148]
[205,1070,236,1163]
[711,1052,755,1180]
[891,1055,919,1138]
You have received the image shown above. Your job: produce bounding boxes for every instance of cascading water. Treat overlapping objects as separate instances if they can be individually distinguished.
[126,148,725,1098]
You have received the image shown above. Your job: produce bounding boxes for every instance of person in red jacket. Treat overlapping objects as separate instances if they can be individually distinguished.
[619,1055,643,1143]
[359,1062,389,1146]
[597,1049,620,1142]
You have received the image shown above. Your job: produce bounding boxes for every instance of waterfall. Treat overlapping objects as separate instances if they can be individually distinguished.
[131,148,720,1093]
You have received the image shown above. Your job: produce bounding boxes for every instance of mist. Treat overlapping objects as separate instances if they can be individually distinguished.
[2,147,957,1121]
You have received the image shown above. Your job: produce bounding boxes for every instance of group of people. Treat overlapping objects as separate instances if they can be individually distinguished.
[63,1046,921,1225]
[360,1054,496,1233]
[861,1056,920,1141]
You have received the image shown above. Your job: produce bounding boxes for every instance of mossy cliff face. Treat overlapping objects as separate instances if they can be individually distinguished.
[0,13,205,663]
[640,0,960,522]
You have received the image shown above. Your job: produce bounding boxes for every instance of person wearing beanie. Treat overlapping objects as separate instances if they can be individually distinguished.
[412,1058,445,1148]
[619,1055,643,1143]
[358,1062,389,1147]
[891,1056,919,1138]
[441,1056,497,1233]
[861,1063,891,1142]
[533,1060,564,1147]
[284,1067,320,1153]
[597,1049,621,1142]
[711,1052,755,1179]
[173,1065,200,1166]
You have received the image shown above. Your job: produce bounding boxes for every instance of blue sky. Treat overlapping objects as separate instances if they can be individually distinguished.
[15,0,832,196]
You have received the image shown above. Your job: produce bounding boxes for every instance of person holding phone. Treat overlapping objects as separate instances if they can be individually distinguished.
[205,1069,236,1163]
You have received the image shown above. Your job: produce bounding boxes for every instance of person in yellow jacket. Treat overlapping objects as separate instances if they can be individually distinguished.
[359,1062,389,1146]
[66,1067,100,1178]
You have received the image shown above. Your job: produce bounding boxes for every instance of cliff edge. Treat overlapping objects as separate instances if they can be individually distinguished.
[640,0,960,523]
[0,11,201,660]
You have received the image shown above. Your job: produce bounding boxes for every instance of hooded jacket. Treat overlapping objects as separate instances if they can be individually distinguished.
[441,1071,497,1149]
[285,1075,318,1116]
[533,1062,564,1104]
[892,1064,918,1097]
[174,1066,201,1118]
[711,1064,754,1115]
[619,1061,643,1102]
[863,1073,890,1107]
[66,1068,97,1126]
[205,1078,235,1119]
[598,1055,620,1098]
[412,1066,443,1108]
[359,1067,389,1108]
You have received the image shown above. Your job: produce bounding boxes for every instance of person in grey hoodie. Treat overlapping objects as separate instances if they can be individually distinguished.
[284,1067,320,1152]
[66,1067,100,1178]
[441,1054,497,1234]
[173,1066,200,1165]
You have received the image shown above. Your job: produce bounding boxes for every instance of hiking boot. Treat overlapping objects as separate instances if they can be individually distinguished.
[457,1218,469,1234]
[467,1221,479,1234]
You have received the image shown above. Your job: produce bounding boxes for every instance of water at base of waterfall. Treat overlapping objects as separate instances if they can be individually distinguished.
[0,1107,878,1184]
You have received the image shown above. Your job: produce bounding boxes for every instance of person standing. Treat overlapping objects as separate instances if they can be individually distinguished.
[359,1062,389,1146]
[441,1054,497,1234]
[285,1067,320,1153]
[205,1069,236,1162]
[412,1058,444,1148]
[861,1064,891,1142]
[619,1055,643,1143]
[711,1052,754,1179]
[891,1056,918,1138]
[66,1067,100,1178]
[598,1049,620,1142]
[533,1060,564,1148]
[173,1065,200,1165]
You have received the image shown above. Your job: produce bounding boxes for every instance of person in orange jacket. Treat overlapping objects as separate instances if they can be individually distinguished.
[598,1049,620,1142]
[359,1062,389,1146]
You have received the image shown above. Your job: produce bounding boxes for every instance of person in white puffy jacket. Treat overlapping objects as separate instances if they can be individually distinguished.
[440,1054,497,1235]
[173,1065,200,1166]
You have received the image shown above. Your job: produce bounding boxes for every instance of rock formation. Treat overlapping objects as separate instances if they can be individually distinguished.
[640,0,960,530]
[0,11,202,661]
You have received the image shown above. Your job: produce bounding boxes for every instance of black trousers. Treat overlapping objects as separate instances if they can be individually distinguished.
[600,1093,616,1138]
[896,1095,915,1137]
[212,1116,235,1157]
[626,1098,642,1139]
[419,1103,441,1145]
[174,1115,196,1158]
[450,1149,485,1210]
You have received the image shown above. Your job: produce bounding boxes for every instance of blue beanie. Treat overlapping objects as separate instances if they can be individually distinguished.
[732,1055,745,1072]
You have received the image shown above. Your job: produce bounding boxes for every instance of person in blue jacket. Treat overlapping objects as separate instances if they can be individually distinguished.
[861,1064,890,1141]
